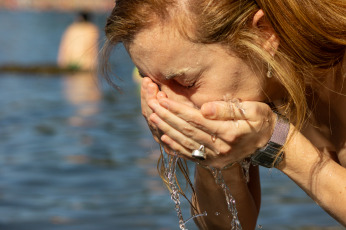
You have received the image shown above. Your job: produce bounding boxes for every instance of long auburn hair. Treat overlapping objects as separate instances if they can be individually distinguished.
[101,0,346,202]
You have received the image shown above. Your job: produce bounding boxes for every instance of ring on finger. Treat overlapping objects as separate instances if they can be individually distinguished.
[192,144,206,160]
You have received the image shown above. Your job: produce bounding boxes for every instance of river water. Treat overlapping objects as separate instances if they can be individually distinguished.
[0,10,342,230]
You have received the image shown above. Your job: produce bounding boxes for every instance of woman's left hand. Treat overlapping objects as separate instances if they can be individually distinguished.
[148,97,277,169]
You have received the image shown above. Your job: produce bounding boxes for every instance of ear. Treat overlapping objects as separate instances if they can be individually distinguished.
[252,10,279,57]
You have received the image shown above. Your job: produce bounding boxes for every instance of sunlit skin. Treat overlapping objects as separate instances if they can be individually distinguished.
[125,15,284,228]
[126,8,346,227]
[128,21,288,168]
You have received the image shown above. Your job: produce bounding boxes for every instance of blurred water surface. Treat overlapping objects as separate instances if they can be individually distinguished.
[0,10,343,230]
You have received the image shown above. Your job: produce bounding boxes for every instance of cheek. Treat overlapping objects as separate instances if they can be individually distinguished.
[236,78,267,101]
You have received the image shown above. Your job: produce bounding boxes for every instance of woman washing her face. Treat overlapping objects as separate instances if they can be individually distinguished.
[102,0,346,229]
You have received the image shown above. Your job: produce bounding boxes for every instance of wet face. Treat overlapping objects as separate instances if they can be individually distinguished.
[128,23,270,108]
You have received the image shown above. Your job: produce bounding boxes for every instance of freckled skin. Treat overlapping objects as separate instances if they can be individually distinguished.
[128,16,346,228]
[128,24,282,108]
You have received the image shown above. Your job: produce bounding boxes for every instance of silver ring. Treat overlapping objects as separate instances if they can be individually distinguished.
[192,145,206,160]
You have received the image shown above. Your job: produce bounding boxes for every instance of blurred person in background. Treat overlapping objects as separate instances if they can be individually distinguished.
[58,11,101,125]
[58,11,99,71]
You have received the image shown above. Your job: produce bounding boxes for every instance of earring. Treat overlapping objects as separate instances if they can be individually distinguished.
[267,63,273,78]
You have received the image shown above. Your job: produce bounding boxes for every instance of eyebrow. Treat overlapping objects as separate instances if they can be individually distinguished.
[164,67,192,80]
[165,72,184,80]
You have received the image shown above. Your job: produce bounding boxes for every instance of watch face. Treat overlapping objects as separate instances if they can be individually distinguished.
[251,142,284,168]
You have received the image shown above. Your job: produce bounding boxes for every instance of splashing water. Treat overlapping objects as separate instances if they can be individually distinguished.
[222,96,246,128]
[163,150,252,229]
[240,158,251,183]
[184,211,208,225]
[164,153,207,230]
[165,154,186,230]
[210,168,242,230]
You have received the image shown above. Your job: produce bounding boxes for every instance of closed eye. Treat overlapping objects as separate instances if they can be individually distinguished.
[185,82,195,89]
[174,78,196,89]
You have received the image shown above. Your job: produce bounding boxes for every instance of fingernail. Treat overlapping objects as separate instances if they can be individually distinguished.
[147,83,156,96]
[201,103,216,117]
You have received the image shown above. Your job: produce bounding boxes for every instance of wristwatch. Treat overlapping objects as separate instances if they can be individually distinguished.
[251,113,290,168]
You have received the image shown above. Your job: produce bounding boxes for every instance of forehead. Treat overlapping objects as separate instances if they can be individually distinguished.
[128,22,204,76]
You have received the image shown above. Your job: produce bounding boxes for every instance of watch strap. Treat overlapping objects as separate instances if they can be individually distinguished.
[251,113,289,168]
[270,114,290,145]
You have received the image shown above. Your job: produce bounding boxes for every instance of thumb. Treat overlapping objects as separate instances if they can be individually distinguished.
[201,101,246,120]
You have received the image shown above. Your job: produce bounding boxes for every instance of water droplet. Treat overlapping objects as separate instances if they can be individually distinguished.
[215,212,220,216]
[211,134,216,142]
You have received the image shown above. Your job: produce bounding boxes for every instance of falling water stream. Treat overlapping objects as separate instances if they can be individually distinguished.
[164,151,253,230]
[163,99,254,229]
[210,167,242,230]
[165,154,187,230]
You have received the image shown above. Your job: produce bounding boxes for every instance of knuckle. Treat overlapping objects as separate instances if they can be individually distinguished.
[159,110,169,120]
[188,120,204,132]
[182,125,195,137]
[224,133,236,143]
[181,138,195,149]
[217,144,231,155]
[256,140,267,149]
[253,120,264,133]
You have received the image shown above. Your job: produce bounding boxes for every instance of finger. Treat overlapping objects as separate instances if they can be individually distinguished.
[157,98,237,137]
[151,99,232,154]
[141,78,157,114]
[157,97,271,147]
[141,77,163,143]
[161,135,235,167]
[160,134,195,160]
[141,77,159,101]
[149,112,217,159]
[140,77,151,100]
[149,112,199,151]
[201,101,273,122]
[141,77,160,119]
[157,91,167,99]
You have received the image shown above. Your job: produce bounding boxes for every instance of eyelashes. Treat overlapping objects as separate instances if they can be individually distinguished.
[137,69,195,90]
[185,82,196,89]
[175,78,196,89]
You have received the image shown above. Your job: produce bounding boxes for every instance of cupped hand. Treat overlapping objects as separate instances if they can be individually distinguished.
[141,77,162,143]
[141,77,177,155]
[147,96,277,169]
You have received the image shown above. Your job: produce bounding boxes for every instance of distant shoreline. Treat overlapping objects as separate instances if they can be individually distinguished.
[0,64,93,75]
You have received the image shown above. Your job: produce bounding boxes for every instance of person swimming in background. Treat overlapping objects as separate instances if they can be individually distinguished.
[58,11,100,71]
